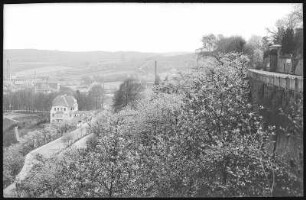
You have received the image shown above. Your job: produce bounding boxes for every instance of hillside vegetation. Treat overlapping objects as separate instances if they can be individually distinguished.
[14,53,303,197]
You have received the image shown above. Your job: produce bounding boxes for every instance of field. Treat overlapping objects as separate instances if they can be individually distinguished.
[15,66,73,77]
[102,81,122,90]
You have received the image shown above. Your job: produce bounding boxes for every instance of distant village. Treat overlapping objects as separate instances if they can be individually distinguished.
[3,62,60,94]
[3,60,123,95]
[2,58,163,125]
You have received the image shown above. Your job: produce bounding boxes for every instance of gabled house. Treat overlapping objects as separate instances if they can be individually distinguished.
[50,94,78,123]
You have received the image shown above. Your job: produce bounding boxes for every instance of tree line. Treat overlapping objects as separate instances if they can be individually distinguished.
[3,84,106,112]
[198,4,302,71]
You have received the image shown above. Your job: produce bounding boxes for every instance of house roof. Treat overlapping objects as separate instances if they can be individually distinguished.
[52,94,77,107]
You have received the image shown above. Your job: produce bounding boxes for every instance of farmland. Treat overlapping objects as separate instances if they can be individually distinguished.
[4,49,196,84]
[14,66,72,77]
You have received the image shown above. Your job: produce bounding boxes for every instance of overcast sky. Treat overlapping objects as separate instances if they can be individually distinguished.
[4,3,297,53]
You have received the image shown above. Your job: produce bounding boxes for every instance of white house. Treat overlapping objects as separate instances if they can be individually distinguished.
[50,94,78,123]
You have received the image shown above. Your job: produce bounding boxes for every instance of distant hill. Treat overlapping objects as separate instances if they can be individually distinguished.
[3,49,196,82]
[3,49,161,72]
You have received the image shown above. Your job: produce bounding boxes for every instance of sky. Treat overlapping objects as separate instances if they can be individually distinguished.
[3,3,298,53]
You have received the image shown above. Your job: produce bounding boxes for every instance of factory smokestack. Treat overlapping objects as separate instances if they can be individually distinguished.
[154,60,157,83]
[155,60,157,82]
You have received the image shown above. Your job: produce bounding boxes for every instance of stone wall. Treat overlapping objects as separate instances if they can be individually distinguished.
[248,69,303,180]
[248,69,303,92]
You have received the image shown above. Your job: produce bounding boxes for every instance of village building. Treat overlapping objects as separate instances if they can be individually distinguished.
[34,82,60,93]
[50,94,78,123]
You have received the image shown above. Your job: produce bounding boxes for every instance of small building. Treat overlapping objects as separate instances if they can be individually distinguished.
[50,94,78,123]
[35,82,60,94]
[263,28,303,76]
[11,77,34,87]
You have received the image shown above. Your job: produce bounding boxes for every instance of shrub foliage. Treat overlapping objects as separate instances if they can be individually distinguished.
[15,53,303,197]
